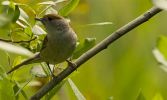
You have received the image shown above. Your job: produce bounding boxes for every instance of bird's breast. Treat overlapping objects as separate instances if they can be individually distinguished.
[40,29,77,64]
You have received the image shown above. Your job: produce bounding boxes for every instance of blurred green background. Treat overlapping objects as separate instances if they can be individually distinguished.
[1,0,167,100]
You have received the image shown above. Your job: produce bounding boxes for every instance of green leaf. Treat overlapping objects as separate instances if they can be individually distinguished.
[152,48,167,72]
[59,0,80,16]
[38,0,66,5]
[152,93,164,100]
[0,41,33,57]
[32,25,46,35]
[12,56,22,68]
[0,65,6,79]
[45,7,58,15]
[86,22,113,26]
[0,14,10,27]
[68,78,86,100]
[1,1,20,26]
[136,90,146,100]
[12,5,20,23]
[30,64,48,78]
[9,1,15,9]
[18,16,30,27]
[45,80,66,99]
[108,96,114,100]
[0,77,15,100]
[73,38,96,59]
[38,1,55,5]
[54,0,67,4]
[19,8,29,20]
[14,80,30,100]
[24,27,33,37]
[156,35,167,60]
[37,0,66,16]
[7,1,20,23]
[16,21,26,28]
[13,84,19,100]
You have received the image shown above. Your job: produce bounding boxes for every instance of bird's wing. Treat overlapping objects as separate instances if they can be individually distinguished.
[40,35,48,51]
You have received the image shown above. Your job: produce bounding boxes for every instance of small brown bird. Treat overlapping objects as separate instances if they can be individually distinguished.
[7,14,77,74]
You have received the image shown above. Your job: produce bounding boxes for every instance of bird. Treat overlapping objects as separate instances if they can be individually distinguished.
[7,14,77,74]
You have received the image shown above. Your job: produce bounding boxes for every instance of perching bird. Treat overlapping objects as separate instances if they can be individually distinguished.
[7,14,77,74]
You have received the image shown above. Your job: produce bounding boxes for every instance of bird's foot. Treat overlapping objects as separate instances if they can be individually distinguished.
[46,62,56,78]
[66,60,77,68]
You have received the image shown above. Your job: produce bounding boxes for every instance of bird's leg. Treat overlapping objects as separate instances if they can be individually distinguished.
[46,62,55,78]
[66,58,77,68]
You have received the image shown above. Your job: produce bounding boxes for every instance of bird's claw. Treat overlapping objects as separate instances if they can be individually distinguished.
[66,60,76,68]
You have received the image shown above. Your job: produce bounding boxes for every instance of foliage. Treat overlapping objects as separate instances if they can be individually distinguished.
[0,0,85,99]
[0,0,167,100]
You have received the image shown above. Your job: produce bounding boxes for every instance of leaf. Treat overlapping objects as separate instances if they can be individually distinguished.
[153,35,167,72]
[45,80,66,99]
[6,1,20,23]
[30,65,48,78]
[13,84,19,100]
[0,77,15,100]
[38,1,55,5]
[19,16,30,27]
[152,0,167,10]
[27,80,42,87]
[12,5,20,23]
[59,0,80,16]
[156,36,167,59]
[30,62,54,77]
[32,25,47,35]
[73,38,96,59]
[152,93,164,100]
[55,0,67,4]
[45,7,58,15]
[108,96,114,100]
[16,3,36,15]
[12,56,22,68]
[38,0,67,16]
[38,0,67,5]
[9,1,15,9]
[86,22,113,26]
[68,78,86,100]
[0,14,10,27]
[136,90,146,100]
[19,8,29,20]
[0,65,6,78]
[152,48,167,72]
[16,21,26,28]
[0,41,33,57]
[1,1,11,5]
[14,79,31,100]
[24,27,33,37]
[1,1,21,25]
[152,48,167,66]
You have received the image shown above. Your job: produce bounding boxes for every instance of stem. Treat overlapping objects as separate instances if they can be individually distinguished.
[0,37,37,43]
[30,6,162,99]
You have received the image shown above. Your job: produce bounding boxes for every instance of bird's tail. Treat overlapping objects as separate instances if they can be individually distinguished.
[7,53,41,74]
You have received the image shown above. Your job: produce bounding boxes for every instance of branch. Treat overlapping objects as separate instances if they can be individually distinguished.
[30,6,162,99]
[0,37,37,43]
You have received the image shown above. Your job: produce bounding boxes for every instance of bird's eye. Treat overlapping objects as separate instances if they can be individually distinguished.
[47,17,53,21]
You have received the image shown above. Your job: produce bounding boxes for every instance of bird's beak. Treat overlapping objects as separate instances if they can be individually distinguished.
[35,18,43,21]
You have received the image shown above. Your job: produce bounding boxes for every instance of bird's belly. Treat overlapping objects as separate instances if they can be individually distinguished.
[40,33,77,64]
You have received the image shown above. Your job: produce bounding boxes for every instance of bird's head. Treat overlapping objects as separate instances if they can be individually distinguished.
[35,14,69,32]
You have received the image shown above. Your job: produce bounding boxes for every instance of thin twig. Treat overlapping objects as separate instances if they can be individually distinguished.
[30,6,162,99]
[0,37,37,43]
